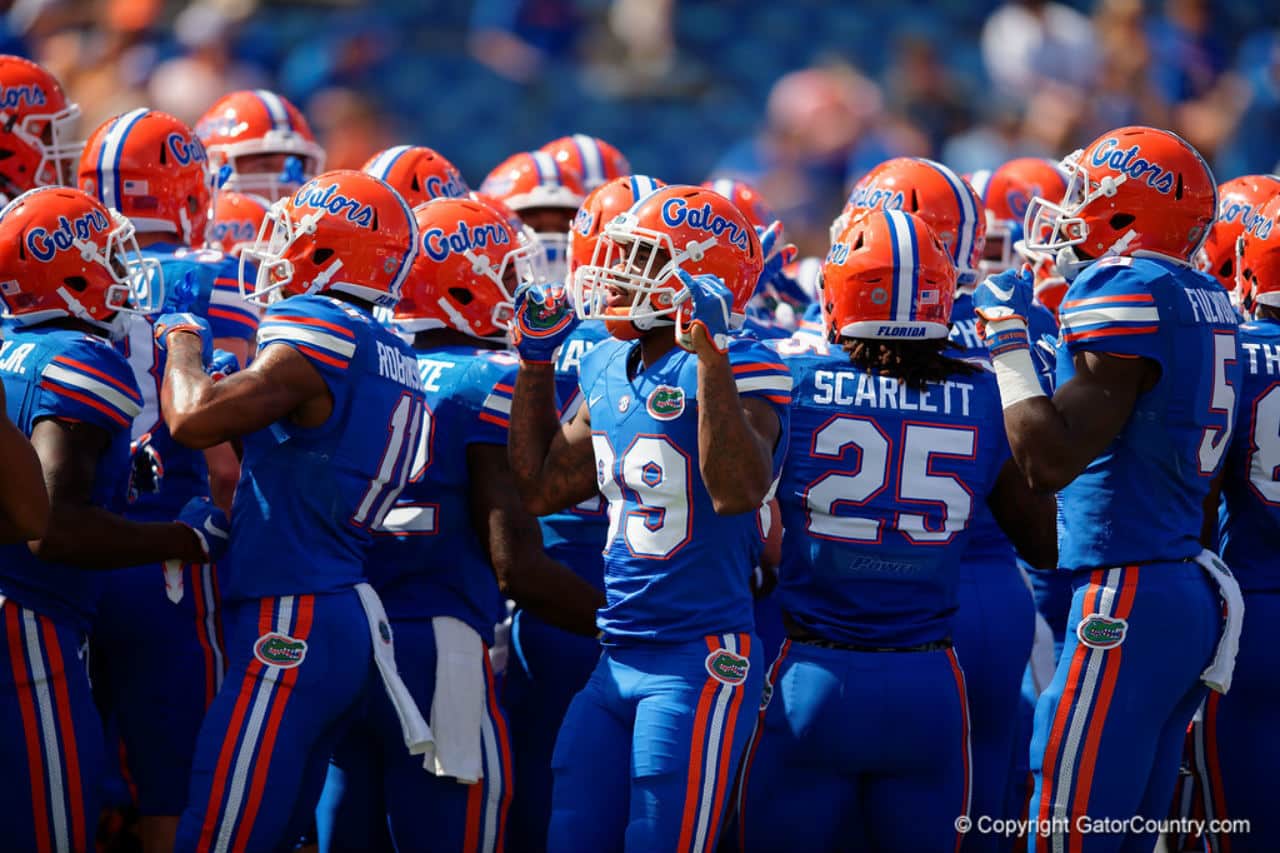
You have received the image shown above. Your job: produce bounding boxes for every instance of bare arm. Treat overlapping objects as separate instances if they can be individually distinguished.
[507,361,599,516]
[468,443,604,637]
[28,419,204,568]
[988,458,1058,570]
[1002,351,1157,492]
[204,443,240,513]
[694,342,780,514]
[0,386,49,542]
[161,334,330,449]
[212,336,253,370]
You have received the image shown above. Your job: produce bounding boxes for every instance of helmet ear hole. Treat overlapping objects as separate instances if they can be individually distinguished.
[908,189,920,212]
[63,275,88,292]
[1218,258,1233,279]
[313,248,334,264]
[1110,213,1135,230]
[448,287,474,305]
[1175,174,1184,200]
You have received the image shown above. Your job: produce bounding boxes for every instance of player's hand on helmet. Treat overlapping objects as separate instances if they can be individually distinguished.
[207,349,241,382]
[176,496,230,564]
[511,281,579,364]
[755,220,799,293]
[154,312,214,366]
[974,266,1036,358]
[673,269,734,356]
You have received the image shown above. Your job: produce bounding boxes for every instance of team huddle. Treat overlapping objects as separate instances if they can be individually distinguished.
[0,50,1274,853]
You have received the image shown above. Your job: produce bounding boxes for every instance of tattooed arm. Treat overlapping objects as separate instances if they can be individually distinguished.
[693,335,779,515]
[507,361,599,516]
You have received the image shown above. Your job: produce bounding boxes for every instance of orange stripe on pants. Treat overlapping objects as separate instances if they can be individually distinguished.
[676,637,724,852]
[6,605,52,853]
[701,633,751,853]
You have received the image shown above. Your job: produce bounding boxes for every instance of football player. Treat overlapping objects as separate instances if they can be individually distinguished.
[978,126,1239,851]
[316,196,603,853]
[1190,190,1280,851]
[1196,173,1280,295]
[0,55,83,202]
[539,134,632,192]
[508,184,790,851]
[737,209,1055,852]
[157,170,426,853]
[361,144,470,206]
[76,109,257,852]
[502,174,662,851]
[846,155,1055,840]
[481,151,585,281]
[195,89,325,202]
[0,186,226,853]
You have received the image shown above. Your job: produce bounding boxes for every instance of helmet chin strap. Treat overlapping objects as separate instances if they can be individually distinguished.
[309,258,344,292]
[56,285,119,337]
[179,206,193,245]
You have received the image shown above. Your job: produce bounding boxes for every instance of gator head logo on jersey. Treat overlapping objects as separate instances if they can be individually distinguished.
[705,649,750,686]
[1076,614,1128,649]
[647,385,686,420]
[253,632,308,668]
[759,680,773,711]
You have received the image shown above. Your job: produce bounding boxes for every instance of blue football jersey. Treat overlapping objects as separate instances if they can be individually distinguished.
[1219,317,1280,590]
[1055,256,1241,570]
[225,295,425,601]
[580,336,792,642]
[949,289,1060,566]
[367,346,520,641]
[120,244,260,521]
[0,327,141,630]
[536,321,610,582]
[774,351,1011,647]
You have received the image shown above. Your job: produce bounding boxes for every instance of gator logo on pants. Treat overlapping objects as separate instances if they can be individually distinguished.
[1076,614,1128,649]
[705,649,750,686]
[647,385,686,420]
[253,632,308,668]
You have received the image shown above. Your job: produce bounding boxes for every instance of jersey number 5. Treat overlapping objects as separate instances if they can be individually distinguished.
[1198,332,1237,475]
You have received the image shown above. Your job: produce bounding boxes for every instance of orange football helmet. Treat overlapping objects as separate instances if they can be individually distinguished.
[1197,174,1280,292]
[480,151,585,278]
[573,184,763,339]
[239,170,417,308]
[702,178,776,230]
[397,197,546,341]
[824,209,956,341]
[1024,126,1216,277]
[362,145,469,208]
[837,158,986,287]
[0,186,161,336]
[1235,193,1280,311]
[539,134,631,191]
[969,157,1068,276]
[206,190,271,256]
[0,55,83,196]
[78,109,213,246]
[569,174,665,281]
[195,89,325,201]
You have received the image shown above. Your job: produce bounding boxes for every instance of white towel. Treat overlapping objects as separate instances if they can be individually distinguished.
[353,583,433,755]
[423,616,487,784]
[1194,550,1244,694]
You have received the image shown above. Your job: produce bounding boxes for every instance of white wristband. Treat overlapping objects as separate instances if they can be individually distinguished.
[991,348,1046,409]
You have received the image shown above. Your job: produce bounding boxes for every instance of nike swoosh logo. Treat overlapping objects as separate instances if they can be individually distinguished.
[588,393,604,408]
[985,281,1016,301]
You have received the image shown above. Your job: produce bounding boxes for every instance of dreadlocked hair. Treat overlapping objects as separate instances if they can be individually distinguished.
[840,337,980,390]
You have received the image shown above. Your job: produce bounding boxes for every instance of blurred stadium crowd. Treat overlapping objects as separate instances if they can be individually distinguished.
[6,0,1278,257]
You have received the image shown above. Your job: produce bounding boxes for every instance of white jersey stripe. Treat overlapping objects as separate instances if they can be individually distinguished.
[258,325,357,358]
[1059,307,1161,328]
[202,565,225,694]
[482,393,513,415]
[43,363,143,419]
[23,610,71,853]
[735,375,793,395]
